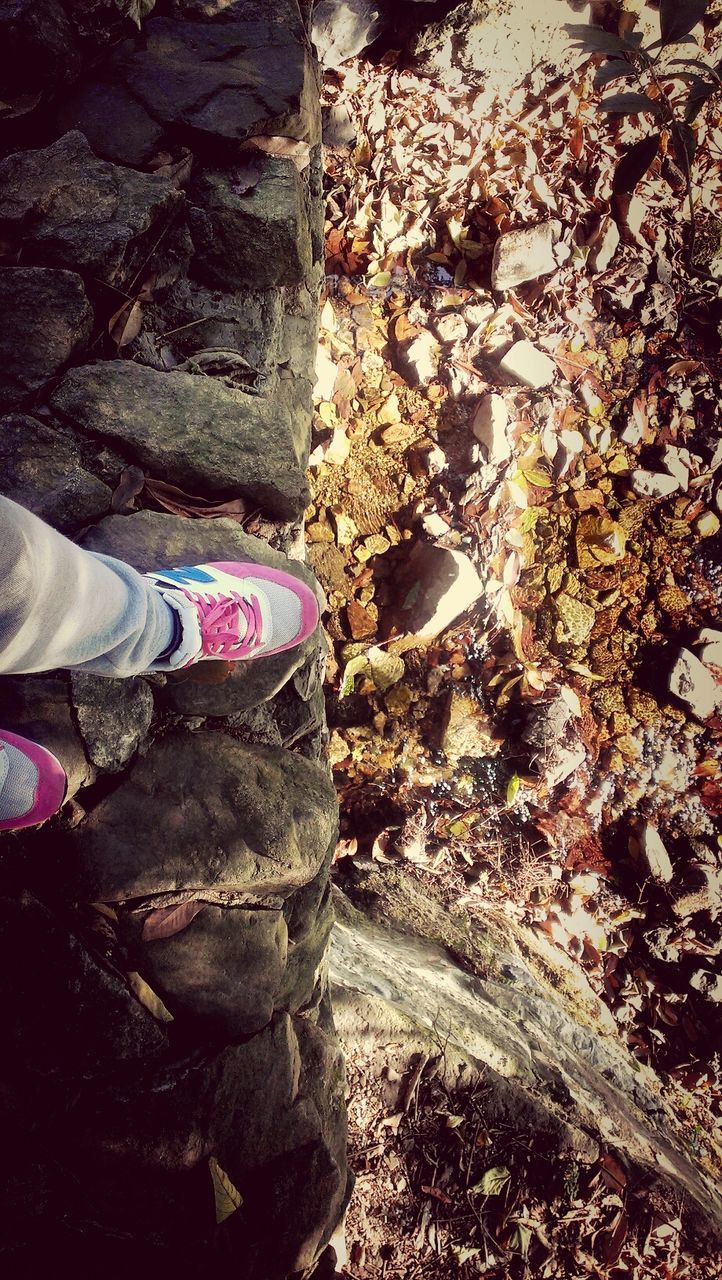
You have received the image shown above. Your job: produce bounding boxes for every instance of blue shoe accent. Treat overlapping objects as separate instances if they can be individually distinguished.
[157,566,216,586]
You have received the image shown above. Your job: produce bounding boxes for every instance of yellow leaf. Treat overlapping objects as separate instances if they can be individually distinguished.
[127,972,174,1023]
[506,774,521,806]
[318,401,338,429]
[209,1157,242,1224]
[525,468,554,489]
[369,271,392,288]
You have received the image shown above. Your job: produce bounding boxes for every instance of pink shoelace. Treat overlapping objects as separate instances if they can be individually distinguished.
[185,588,264,659]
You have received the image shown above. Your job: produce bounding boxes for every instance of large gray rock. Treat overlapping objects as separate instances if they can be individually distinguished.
[65,732,338,902]
[155,277,284,373]
[0,415,111,532]
[0,894,168,1077]
[56,1009,348,1275]
[70,673,154,773]
[56,80,166,167]
[0,132,182,287]
[51,361,311,519]
[124,904,288,1036]
[0,0,81,101]
[190,159,312,291]
[0,268,92,410]
[61,9,320,170]
[278,843,336,1014]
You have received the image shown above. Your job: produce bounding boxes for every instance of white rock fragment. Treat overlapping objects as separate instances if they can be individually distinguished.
[587,216,620,273]
[396,330,440,387]
[546,744,586,790]
[560,428,584,454]
[399,543,484,640]
[690,969,722,1003]
[422,513,450,538]
[662,445,691,491]
[433,312,467,344]
[668,647,720,721]
[472,393,510,464]
[630,469,679,499]
[313,345,337,401]
[498,340,555,389]
[639,823,674,884]
[491,222,556,291]
[698,628,722,668]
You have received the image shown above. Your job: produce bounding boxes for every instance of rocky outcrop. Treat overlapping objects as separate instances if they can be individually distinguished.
[0,3,344,1276]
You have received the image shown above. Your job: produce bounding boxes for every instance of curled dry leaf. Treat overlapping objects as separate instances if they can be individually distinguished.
[144,477,247,522]
[108,298,143,348]
[142,901,205,942]
[127,971,174,1023]
[209,1157,243,1224]
[111,466,146,513]
[241,135,311,172]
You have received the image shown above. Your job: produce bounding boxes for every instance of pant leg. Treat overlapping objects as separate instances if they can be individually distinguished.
[0,496,176,677]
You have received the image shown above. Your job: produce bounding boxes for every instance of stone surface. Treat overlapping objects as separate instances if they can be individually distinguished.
[56,79,166,167]
[395,542,484,641]
[699,628,722,668]
[65,732,338,902]
[93,12,319,157]
[440,690,499,765]
[331,860,722,1229]
[0,893,168,1076]
[51,361,311,520]
[0,0,81,101]
[312,0,383,67]
[472,392,510,463]
[0,415,111,532]
[0,268,92,410]
[669,647,719,721]
[190,159,312,290]
[394,329,441,387]
[124,904,288,1036]
[498,339,556,389]
[0,132,182,287]
[638,823,674,884]
[70,673,154,773]
[0,676,93,799]
[631,469,680,499]
[155,276,285,374]
[491,223,555,291]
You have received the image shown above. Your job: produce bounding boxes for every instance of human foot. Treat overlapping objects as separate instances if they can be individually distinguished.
[0,729,67,832]
[146,562,320,670]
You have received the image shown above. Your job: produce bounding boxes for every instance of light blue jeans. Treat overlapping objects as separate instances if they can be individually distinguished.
[0,496,176,677]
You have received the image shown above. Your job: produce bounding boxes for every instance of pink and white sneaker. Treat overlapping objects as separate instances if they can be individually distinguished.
[145,561,320,671]
[0,729,67,832]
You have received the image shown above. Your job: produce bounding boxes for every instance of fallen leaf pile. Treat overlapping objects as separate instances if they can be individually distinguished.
[313,5,722,1212]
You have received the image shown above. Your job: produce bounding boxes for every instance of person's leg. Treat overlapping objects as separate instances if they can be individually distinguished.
[0,495,177,678]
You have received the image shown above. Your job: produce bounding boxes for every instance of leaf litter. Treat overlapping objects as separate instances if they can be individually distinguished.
[315,6,722,1276]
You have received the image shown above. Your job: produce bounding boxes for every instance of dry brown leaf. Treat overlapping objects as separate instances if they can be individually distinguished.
[142,901,206,942]
[241,135,310,172]
[108,298,143,348]
[111,465,145,513]
[209,1157,243,1224]
[144,477,247,522]
[127,971,174,1023]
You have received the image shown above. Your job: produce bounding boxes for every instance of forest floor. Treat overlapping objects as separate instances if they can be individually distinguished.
[312,7,722,1278]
